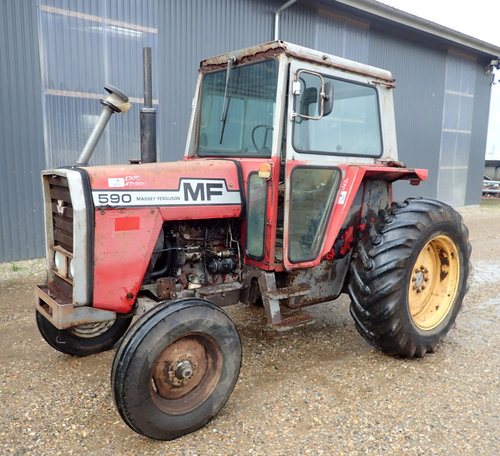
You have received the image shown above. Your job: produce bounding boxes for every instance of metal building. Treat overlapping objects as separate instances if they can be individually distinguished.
[1,0,500,262]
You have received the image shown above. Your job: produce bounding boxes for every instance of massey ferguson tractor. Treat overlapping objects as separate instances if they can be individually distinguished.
[35,41,470,440]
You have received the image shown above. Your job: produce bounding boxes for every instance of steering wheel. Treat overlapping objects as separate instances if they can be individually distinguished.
[251,124,274,152]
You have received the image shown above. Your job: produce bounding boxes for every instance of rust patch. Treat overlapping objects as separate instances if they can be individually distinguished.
[201,48,283,73]
[157,277,176,300]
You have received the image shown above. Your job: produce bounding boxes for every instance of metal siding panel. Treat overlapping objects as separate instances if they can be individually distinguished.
[158,0,276,161]
[437,52,476,206]
[2,0,492,262]
[368,27,446,201]
[39,0,159,168]
[466,63,493,205]
[277,3,317,48]
[0,0,45,261]
[315,8,369,62]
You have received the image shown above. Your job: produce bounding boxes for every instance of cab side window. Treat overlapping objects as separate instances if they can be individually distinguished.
[293,74,382,157]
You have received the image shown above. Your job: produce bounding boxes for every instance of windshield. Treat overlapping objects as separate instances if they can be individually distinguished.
[197,59,279,157]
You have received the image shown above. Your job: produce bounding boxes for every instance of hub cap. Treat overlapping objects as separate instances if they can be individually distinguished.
[150,334,222,415]
[408,235,460,331]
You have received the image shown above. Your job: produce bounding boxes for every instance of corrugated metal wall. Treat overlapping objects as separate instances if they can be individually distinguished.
[0,0,46,261]
[467,62,493,204]
[159,1,492,203]
[39,0,159,167]
[157,0,375,162]
[158,0,277,161]
[368,24,447,200]
[437,51,477,206]
[0,0,494,261]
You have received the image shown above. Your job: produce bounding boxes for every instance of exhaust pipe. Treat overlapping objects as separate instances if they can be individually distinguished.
[76,85,130,166]
[140,47,157,163]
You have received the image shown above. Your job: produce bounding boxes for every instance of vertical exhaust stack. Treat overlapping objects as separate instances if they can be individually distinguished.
[76,85,130,166]
[140,47,157,163]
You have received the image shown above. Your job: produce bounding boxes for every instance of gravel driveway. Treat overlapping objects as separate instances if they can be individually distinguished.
[1,204,499,455]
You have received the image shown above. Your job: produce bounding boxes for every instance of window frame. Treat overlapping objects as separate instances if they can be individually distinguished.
[196,57,279,159]
[244,171,268,261]
[286,164,342,264]
[291,71,384,158]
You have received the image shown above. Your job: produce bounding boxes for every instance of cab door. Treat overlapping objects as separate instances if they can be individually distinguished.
[282,60,384,270]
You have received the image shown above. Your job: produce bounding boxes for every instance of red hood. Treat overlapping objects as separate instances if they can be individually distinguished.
[84,159,243,220]
[85,159,240,191]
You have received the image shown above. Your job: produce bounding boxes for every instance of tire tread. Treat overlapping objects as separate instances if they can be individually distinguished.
[348,198,470,358]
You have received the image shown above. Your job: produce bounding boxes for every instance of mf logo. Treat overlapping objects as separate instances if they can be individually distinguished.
[183,181,223,201]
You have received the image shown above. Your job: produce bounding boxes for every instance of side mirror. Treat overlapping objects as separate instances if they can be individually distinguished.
[323,82,334,117]
[293,70,330,121]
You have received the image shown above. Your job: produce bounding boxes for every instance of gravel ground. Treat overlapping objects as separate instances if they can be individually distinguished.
[1,203,499,455]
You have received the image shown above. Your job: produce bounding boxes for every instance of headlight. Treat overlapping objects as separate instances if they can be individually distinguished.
[51,248,71,278]
[53,250,66,272]
[68,258,75,279]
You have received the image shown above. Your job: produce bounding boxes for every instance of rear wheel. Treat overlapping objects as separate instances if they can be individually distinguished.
[348,198,470,358]
[111,298,241,440]
[36,311,132,356]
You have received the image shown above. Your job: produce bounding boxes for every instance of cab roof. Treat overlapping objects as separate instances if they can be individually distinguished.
[200,40,394,84]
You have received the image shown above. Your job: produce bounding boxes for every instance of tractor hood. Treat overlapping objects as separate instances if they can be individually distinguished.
[84,159,243,220]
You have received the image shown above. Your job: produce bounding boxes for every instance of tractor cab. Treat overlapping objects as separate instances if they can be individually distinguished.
[184,41,415,271]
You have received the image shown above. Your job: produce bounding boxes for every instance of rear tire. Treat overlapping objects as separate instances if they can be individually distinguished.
[36,311,132,357]
[348,198,470,358]
[111,298,241,440]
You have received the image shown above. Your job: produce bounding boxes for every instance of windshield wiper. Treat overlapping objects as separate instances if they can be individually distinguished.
[219,56,236,144]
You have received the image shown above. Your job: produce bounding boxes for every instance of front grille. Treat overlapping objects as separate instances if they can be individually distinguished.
[48,175,73,253]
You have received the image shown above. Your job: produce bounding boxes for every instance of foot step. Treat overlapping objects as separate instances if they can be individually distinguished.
[272,313,315,331]
[263,285,310,300]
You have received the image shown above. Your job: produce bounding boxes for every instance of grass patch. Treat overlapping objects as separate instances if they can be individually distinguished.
[11,264,20,272]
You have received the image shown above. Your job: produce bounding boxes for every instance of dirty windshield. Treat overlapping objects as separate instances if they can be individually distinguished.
[197,59,278,157]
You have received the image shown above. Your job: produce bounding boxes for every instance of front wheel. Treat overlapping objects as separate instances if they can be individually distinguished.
[36,311,132,357]
[348,198,470,358]
[111,298,241,440]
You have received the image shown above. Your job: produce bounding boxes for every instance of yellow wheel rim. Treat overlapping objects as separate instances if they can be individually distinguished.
[408,235,460,331]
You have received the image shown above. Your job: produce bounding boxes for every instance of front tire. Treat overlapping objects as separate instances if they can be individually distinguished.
[36,311,132,357]
[111,298,241,440]
[348,198,470,358]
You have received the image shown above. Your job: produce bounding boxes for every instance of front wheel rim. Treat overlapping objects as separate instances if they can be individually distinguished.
[150,333,223,415]
[408,234,460,331]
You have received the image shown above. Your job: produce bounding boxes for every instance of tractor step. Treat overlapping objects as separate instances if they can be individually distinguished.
[273,313,315,331]
[262,285,310,301]
[258,272,315,330]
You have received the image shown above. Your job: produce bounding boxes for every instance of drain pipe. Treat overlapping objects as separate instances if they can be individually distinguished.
[274,0,298,41]
[76,85,130,166]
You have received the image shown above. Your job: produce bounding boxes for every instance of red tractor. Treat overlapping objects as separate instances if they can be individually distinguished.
[35,41,470,440]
